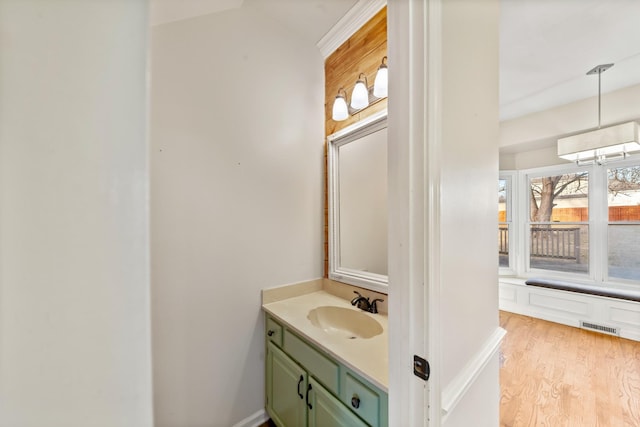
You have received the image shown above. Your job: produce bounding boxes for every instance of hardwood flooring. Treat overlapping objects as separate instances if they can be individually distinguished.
[500,311,640,427]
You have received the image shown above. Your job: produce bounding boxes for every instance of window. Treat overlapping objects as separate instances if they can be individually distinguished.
[607,165,640,281]
[528,171,589,275]
[499,161,640,286]
[498,174,514,272]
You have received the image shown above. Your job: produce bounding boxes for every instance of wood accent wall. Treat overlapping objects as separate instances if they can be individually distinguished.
[324,7,387,276]
[324,7,388,136]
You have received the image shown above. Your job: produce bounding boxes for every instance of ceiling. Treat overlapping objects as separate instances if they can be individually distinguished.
[150,0,358,45]
[500,0,640,121]
[150,0,640,122]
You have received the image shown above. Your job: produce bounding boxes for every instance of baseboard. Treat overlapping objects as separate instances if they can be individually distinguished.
[499,280,640,342]
[232,409,269,427]
[441,326,506,421]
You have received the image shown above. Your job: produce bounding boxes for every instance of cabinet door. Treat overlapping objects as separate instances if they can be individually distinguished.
[307,378,368,427]
[267,342,307,427]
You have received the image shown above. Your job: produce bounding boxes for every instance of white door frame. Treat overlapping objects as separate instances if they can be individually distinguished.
[388,0,442,426]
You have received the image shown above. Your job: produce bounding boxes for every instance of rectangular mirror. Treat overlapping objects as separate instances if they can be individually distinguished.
[327,110,388,292]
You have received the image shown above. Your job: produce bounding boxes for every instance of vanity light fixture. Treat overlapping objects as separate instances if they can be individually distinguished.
[332,88,349,121]
[373,56,388,98]
[350,73,370,110]
[557,63,640,165]
[330,56,389,122]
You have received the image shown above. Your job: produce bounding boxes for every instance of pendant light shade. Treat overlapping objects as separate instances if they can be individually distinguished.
[558,121,640,163]
[557,63,640,165]
[373,57,388,98]
[350,73,369,110]
[332,89,349,121]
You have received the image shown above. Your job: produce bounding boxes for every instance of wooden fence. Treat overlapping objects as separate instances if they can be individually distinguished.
[499,206,640,223]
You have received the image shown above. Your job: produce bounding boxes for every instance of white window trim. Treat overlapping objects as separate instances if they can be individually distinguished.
[602,157,640,288]
[499,171,517,276]
[523,163,592,282]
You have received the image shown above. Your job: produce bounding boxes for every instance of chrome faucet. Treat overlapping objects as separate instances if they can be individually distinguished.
[350,291,384,314]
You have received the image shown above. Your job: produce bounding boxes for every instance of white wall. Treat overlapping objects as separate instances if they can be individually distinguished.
[500,145,564,170]
[150,7,324,426]
[441,353,500,427]
[440,0,502,425]
[0,1,152,426]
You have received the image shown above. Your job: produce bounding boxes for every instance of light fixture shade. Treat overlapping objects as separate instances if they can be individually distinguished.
[332,94,348,121]
[350,80,369,110]
[373,61,388,98]
[558,121,640,162]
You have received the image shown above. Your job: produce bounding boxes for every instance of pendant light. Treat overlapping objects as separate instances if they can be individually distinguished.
[373,56,388,98]
[350,73,369,110]
[557,63,640,165]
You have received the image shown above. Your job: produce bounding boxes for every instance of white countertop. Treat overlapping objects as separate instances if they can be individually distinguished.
[262,290,388,392]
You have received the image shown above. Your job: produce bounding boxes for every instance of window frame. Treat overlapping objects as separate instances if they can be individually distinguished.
[500,159,640,289]
[603,158,640,285]
[523,163,592,281]
[499,171,517,276]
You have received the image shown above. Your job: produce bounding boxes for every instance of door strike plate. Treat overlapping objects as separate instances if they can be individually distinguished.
[413,355,430,381]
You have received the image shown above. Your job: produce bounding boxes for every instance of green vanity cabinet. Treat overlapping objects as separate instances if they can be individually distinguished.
[265,314,387,427]
[266,342,307,427]
[307,377,368,427]
[267,343,367,427]
[266,316,283,348]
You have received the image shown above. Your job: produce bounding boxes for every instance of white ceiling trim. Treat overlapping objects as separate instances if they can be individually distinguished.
[317,0,386,59]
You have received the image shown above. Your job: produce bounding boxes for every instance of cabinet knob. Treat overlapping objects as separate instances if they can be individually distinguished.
[351,395,360,409]
[267,330,275,337]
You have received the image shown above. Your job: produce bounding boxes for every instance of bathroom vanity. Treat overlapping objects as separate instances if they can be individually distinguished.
[262,110,391,427]
[262,284,388,427]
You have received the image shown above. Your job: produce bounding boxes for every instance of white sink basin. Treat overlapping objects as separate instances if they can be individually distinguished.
[307,306,383,339]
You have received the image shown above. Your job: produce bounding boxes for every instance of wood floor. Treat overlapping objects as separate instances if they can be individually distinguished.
[500,311,640,427]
